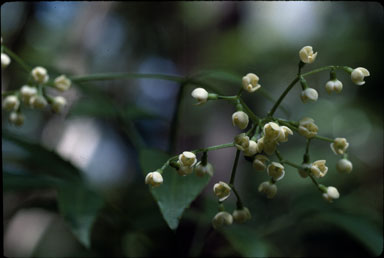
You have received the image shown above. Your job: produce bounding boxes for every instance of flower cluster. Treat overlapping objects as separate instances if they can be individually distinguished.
[2,64,71,126]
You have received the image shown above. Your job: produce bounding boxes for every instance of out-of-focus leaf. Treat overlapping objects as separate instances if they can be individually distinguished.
[316,213,383,256]
[222,225,270,257]
[3,169,63,192]
[57,182,104,248]
[2,131,82,181]
[122,232,153,257]
[139,148,212,230]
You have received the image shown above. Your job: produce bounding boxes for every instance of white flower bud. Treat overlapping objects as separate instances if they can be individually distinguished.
[9,112,24,126]
[51,96,67,113]
[300,88,318,103]
[322,186,340,202]
[234,133,250,151]
[232,207,251,223]
[31,66,49,84]
[267,162,285,181]
[178,151,197,167]
[20,85,38,104]
[253,155,269,171]
[145,171,163,187]
[54,75,71,91]
[212,211,233,229]
[258,181,277,199]
[1,53,11,68]
[330,138,349,155]
[298,117,318,138]
[351,67,370,86]
[325,79,343,94]
[177,163,194,176]
[263,122,283,142]
[29,95,48,109]
[262,139,278,156]
[299,46,318,64]
[242,73,261,93]
[310,160,328,178]
[232,111,249,130]
[191,87,209,105]
[2,95,20,111]
[336,159,353,174]
[243,140,258,157]
[194,161,214,177]
[278,126,293,142]
[213,181,231,202]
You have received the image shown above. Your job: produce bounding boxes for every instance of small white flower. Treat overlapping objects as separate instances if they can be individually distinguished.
[51,96,67,113]
[242,73,261,93]
[232,207,251,223]
[325,79,343,94]
[178,151,197,167]
[299,46,318,64]
[243,140,258,157]
[351,67,370,86]
[330,138,349,155]
[1,53,11,68]
[267,162,285,181]
[278,126,293,142]
[213,181,231,202]
[191,88,209,105]
[194,161,214,177]
[298,117,318,139]
[253,155,269,171]
[20,85,38,104]
[263,122,283,142]
[310,160,328,178]
[145,171,163,187]
[258,181,277,199]
[300,88,318,103]
[336,159,353,174]
[2,95,20,111]
[262,138,278,156]
[177,163,194,176]
[31,66,49,84]
[234,133,250,152]
[322,186,340,202]
[212,211,233,229]
[54,75,72,91]
[9,112,24,126]
[29,95,48,109]
[232,111,249,130]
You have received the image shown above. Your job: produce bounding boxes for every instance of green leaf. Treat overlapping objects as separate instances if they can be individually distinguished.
[57,182,104,248]
[122,232,153,257]
[316,213,383,256]
[139,148,212,230]
[222,225,270,257]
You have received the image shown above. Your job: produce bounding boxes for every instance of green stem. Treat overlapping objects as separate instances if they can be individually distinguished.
[267,76,300,117]
[238,97,260,123]
[229,149,241,185]
[313,135,334,143]
[168,82,186,154]
[3,46,31,73]
[301,65,352,77]
[283,160,302,170]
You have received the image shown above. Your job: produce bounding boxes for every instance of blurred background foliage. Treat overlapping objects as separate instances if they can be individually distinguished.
[2,2,383,257]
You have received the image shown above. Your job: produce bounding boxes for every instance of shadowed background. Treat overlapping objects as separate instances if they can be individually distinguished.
[2,2,383,257]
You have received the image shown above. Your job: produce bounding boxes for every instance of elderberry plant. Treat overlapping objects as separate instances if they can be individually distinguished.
[1,38,370,231]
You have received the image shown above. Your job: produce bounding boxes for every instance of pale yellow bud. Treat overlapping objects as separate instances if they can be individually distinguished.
[278,126,293,142]
[298,117,318,138]
[253,155,269,171]
[20,85,38,104]
[1,53,11,68]
[232,111,249,130]
[322,186,340,202]
[2,95,20,111]
[310,160,328,178]
[336,159,353,174]
[177,164,194,176]
[300,88,318,103]
[191,88,208,105]
[325,79,343,94]
[54,75,71,91]
[242,73,261,93]
[258,181,277,199]
[29,95,47,109]
[213,181,231,202]
[299,46,318,64]
[243,140,258,157]
[212,211,233,229]
[330,138,349,155]
[145,171,163,187]
[31,66,49,84]
[51,96,67,113]
[263,122,283,142]
[351,67,370,86]
[234,133,250,151]
[178,151,197,167]
[232,207,251,223]
[267,162,285,181]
